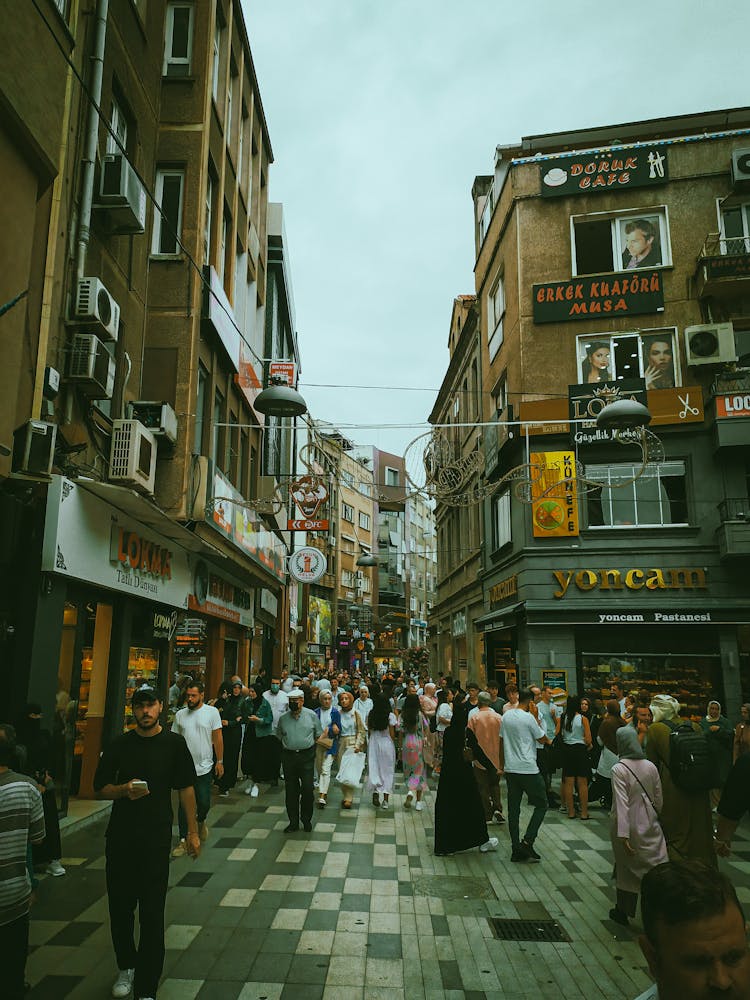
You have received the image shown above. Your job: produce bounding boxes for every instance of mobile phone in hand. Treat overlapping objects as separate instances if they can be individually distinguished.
[131,780,149,791]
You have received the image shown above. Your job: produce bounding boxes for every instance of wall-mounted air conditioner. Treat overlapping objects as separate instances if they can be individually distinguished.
[98,154,148,233]
[67,334,115,398]
[126,401,178,446]
[730,149,750,190]
[684,323,737,366]
[109,420,157,495]
[74,278,120,342]
[12,420,57,477]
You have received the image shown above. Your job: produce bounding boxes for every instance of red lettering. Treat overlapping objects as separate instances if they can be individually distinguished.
[611,159,624,171]
[589,301,602,313]
[536,288,545,303]
[614,298,628,311]
[600,282,609,296]
[579,176,591,189]
[570,302,588,315]
[607,174,618,185]
[639,278,649,292]
[546,289,555,302]
[570,163,583,176]
[565,285,574,300]
[611,281,621,295]
[592,175,606,187]
[127,533,140,570]
[574,284,584,299]
[619,172,630,184]
[117,529,127,565]
[603,300,612,312]
[598,160,610,172]
[590,283,600,297]
[650,274,660,292]
[624,157,637,170]
[584,162,597,174]
[555,288,565,301]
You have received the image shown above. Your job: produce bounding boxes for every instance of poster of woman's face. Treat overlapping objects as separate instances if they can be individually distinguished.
[642,332,676,390]
[579,341,612,384]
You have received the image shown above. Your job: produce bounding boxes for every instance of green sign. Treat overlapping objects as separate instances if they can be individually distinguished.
[533,271,664,324]
[540,147,668,198]
[706,255,750,279]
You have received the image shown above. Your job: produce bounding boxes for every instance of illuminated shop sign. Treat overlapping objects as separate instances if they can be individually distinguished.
[552,567,708,599]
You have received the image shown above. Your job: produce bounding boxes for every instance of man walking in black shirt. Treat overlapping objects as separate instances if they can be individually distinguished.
[95,687,198,1000]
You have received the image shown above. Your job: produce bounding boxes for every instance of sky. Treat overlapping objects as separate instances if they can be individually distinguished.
[244,0,749,458]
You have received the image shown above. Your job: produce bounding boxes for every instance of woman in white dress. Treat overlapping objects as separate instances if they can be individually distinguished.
[366,694,397,808]
[354,685,373,728]
[609,726,668,926]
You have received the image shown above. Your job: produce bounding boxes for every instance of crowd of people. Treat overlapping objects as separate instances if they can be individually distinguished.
[2,664,750,999]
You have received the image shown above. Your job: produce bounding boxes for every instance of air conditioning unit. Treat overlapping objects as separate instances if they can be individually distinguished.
[730,149,750,190]
[12,420,57,477]
[98,154,148,233]
[684,323,737,366]
[126,401,178,446]
[67,334,115,398]
[109,420,157,495]
[74,278,120,342]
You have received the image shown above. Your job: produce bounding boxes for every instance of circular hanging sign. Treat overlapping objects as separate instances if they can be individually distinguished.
[289,546,328,584]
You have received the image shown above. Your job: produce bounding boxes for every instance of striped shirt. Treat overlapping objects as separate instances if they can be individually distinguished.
[0,769,45,926]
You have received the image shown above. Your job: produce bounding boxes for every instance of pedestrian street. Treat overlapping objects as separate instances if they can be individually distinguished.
[25,781,750,1000]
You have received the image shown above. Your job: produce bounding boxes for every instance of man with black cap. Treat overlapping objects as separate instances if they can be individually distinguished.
[276,688,322,832]
[94,686,198,1000]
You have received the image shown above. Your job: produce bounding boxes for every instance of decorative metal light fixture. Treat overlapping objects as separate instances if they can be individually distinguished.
[355,550,378,567]
[595,398,652,431]
[254,376,308,418]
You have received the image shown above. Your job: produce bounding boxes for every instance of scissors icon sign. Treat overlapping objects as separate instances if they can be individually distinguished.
[678,392,699,419]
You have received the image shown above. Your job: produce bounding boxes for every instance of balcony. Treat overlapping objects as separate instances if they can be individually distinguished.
[717,498,750,560]
[695,233,750,303]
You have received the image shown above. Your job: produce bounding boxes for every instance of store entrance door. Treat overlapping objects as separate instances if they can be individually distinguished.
[224,638,239,681]
[54,597,114,811]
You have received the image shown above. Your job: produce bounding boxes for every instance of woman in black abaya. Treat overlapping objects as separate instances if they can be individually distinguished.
[434,695,499,856]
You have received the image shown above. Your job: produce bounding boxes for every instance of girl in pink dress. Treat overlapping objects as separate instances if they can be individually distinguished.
[398,694,428,811]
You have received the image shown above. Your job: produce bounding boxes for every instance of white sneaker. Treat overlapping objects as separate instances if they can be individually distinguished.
[46,860,66,876]
[250,784,259,798]
[381,800,390,810]
[171,839,187,858]
[111,968,135,998]
[480,837,499,853]
[404,792,414,809]
[415,800,424,812]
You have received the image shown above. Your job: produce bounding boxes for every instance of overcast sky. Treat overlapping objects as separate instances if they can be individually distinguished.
[244,0,749,458]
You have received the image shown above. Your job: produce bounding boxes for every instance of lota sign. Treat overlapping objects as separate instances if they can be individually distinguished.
[553,566,707,599]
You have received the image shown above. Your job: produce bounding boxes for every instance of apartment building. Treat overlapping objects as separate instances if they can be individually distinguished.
[0,0,298,809]
[465,106,750,714]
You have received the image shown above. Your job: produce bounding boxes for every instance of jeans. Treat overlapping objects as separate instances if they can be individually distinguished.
[178,771,213,839]
[2,911,29,1000]
[106,848,170,998]
[505,771,548,848]
[282,746,315,826]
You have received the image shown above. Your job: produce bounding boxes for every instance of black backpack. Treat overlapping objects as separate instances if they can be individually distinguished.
[666,720,714,794]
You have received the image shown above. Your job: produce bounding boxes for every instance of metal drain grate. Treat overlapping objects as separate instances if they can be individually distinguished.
[488,917,570,942]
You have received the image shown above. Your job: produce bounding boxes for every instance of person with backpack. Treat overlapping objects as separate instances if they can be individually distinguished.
[645,694,715,868]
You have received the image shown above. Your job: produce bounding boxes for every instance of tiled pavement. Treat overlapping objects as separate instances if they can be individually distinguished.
[26,778,750,1000]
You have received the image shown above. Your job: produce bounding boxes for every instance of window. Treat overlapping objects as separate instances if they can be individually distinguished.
[211,390,225,469]
[240,430,249,494]
[222,209,232,296]
[577,328,679,390]
[218,209,228,283]
[719,201,750,255]
[238,104,247,190]
[359,511,370,531]
[212,19,222,101]
[493,490,511,549]
[492,373,507,414]
[572,208,670,276]
[341,470,354,488]
[342,502,354,523]
[152,169,184,255]
[586,461,688,528]
[106,96,128,155]
[488,274,504,361]
[203,172,213,266]
[479,185,494,245]
[228,412,238,483]
[164,4,194,77]
[226,63,236,145]
[194,363,207,454]
[385,467,399,487]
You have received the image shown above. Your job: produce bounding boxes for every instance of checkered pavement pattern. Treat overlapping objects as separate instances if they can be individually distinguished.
[25,778,750,1000]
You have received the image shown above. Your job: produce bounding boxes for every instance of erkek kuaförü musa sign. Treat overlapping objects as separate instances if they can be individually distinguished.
[533,270,664,324]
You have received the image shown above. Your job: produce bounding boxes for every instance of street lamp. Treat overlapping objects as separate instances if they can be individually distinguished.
[595,398,652,431]
[355,551,379,567]
[254,376,308,417]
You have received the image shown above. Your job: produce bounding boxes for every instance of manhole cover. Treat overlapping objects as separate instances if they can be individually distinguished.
[489,918,570,942]
[412,875,496,900]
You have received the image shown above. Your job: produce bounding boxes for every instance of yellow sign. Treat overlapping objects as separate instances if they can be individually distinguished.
[530,452,579,537]
[552,566,708,599]
[490,575,518,607]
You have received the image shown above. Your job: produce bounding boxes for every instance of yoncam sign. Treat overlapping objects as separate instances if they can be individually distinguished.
[552,566,708,599]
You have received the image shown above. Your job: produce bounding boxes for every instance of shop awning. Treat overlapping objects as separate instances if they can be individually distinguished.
[76,479,277,592]
[474,602,525,631]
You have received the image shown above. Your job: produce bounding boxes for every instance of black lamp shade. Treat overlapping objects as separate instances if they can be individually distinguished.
[254,383,308,417]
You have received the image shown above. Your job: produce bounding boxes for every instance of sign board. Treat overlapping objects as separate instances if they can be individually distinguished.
[705,255,750,280]
[520,386,703,434]
[288,518,329,531]
[42,477,192,608]
[290,475,328,520]
[269,360,297,386]
[715,392,750,419]
[289,546,328,584]
[540,147,668,198]
[209,469,286,582]
[533,271,664,324]
[541,669,568,696]
[489,575,518,608]
[530,451,579,537]
[568,379,647,446]
[188,559,254,626]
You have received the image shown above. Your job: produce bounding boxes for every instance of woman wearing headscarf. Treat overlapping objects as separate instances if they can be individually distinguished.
[434,695,498,856]
[432,688,453,776]
[15,703,66,876]
[419,682,438,770]
[217,681,243,796]
[645,694,715,867]
[241,683,274,798]
[609,726,667,926]
[353,684,373,728]
[589,700,625,809]
[700,700,734,807]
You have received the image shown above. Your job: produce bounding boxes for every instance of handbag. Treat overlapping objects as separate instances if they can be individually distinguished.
[316,734,334,749]
[462,731,475,763]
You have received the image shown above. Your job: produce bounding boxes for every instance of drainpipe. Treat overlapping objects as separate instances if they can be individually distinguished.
[74,0,109,284]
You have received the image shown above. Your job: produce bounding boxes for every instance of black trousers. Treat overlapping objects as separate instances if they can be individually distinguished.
[282,746,315,826]
[2,912,29,1000]
[32,788,62,863]
[106,847,170,998]
[219,726,242,791]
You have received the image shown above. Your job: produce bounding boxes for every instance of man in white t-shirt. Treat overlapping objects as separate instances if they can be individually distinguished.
[262,679,290,786]
[500,688,550,864]
[171,680,223,856]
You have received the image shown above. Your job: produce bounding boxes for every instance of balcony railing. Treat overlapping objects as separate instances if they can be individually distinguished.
[699,232,750,259]
[718,498,750,523]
